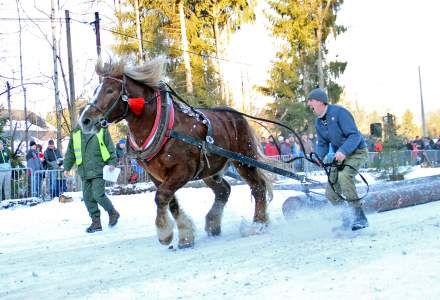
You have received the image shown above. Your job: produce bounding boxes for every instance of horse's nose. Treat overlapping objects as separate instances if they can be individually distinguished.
[82,117,91,126]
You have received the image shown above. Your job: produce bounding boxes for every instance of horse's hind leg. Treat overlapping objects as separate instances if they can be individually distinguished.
[233,163,270,224]
[203,176,231,236]
[169,196,195,249]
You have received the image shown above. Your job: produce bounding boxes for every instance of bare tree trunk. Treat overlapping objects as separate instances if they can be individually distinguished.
[134,0,143,62]
[15,0,29,151]
[316,4,325,89]
[212,16,226,103]
[178,0,193,94]
[51,0,62,150]
[316,0,333,89]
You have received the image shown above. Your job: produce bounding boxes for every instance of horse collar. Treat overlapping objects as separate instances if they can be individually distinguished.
[127,89,175,161]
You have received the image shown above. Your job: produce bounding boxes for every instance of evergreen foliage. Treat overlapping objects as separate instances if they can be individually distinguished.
[112,0,256,108]
[262,0,346,132]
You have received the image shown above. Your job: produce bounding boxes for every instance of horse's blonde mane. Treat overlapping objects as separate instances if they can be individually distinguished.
[95,56,165,89]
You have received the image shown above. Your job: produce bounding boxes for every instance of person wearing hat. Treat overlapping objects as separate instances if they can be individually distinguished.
[0,140,11,200]
[63,126,120,233]
[307,88,368,231]
[44,139,63,198]
[26,140,44,198]
[116,139,127,165]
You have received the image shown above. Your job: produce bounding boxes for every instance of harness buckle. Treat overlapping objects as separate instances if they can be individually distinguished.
[99,118,109,128]
[206,136,214,144]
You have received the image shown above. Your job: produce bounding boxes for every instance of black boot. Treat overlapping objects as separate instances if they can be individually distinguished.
[86,217,102,233]
[108,209,120,227]
[352,207,368,231]
[332,208,352,232]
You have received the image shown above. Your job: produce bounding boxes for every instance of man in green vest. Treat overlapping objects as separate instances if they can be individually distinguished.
[64,127,120,233]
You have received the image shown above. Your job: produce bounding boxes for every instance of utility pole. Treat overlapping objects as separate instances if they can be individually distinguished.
[6,82,13,151]
[51,0,62,150]
[94,12,101,57]
[418,66,427,137]
[65,10,77,129]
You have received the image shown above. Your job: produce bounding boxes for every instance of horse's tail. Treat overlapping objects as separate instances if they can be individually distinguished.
[249,127,274,202]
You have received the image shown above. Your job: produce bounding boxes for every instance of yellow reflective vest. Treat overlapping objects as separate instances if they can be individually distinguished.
[72,128,110,166]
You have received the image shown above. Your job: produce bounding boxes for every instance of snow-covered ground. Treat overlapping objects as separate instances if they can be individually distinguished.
[1,167,440,300]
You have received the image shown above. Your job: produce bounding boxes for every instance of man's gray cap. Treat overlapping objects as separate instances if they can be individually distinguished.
[307,88,328,104]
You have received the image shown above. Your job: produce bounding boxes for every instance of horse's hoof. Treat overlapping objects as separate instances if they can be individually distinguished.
[159,234,173,246]
[205,225,221,236]
[178,241,194,249]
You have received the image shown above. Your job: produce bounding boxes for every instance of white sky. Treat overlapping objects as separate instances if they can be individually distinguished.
[1,0,439,126]
[328,0,440,125]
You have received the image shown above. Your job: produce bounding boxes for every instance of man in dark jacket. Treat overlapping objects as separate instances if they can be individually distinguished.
[26,140,44,198]
[63,127,120,233]
[0,140,11,200]
[307,88,368,231]
[44,139,62,198]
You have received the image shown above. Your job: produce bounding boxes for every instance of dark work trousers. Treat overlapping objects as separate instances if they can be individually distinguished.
[82,177,114,218]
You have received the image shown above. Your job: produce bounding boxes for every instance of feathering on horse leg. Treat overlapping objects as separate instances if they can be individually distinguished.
[154,190,175,246]
[203,177,231,236]
[169,196,195,249]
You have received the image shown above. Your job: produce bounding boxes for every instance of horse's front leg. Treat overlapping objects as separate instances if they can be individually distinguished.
[154,181,195,248]
[169,196,195,249]
[154,187,176,246]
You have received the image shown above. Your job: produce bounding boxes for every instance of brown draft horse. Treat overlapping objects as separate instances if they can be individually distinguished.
[79,57,272,248]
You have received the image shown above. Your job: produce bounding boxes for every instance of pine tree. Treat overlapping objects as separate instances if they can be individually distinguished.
[398,110,420,139]
[262,0,346,131]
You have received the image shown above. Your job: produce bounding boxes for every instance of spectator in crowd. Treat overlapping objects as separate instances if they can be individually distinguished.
[374,139,383,152]
[44,139,63,198]
[278,136,291,156]
[301,134,313,155]
[434,137,440,150]
[365,136,375,152]
[264,136,279,157]
[26,141,44,198]
[308,133,316,152]
[422,137,434,150]
[0,140,12,200]
[307,87,368,231]
[116,139,128,165]
[287,134,299,157]
[260,136,268,152]
[63,126,120,233]
[402,138,413,150]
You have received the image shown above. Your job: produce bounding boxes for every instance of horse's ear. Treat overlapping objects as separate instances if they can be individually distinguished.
[95,56,126,77]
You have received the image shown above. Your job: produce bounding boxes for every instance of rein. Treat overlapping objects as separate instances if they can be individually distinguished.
[164,87,369,202]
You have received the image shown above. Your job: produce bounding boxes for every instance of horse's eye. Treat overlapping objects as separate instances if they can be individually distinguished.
[106,88,114,94]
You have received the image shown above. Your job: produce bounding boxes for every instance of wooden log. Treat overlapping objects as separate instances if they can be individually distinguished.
[282,174,440,217]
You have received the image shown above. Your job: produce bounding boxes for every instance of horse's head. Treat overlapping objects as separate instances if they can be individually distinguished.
[79,56,165,134]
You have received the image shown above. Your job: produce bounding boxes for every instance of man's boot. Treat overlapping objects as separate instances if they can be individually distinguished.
[332,207,353,232]
[86,217,102,233]
[108,209,120,227]
[352,206,369,231]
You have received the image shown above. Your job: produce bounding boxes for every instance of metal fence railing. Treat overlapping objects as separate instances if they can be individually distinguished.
[2,149,440,203]
[263,149,440,178]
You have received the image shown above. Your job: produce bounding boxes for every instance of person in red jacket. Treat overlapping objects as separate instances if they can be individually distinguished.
[374,139,383,152]
[264,136,280,157]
